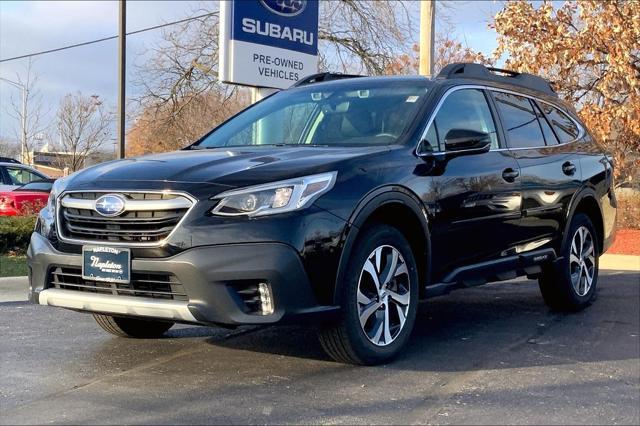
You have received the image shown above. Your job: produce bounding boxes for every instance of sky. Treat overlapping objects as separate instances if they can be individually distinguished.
[0,0,503,144]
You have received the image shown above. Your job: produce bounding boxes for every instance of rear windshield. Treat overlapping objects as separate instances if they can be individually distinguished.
[195,81,430,148]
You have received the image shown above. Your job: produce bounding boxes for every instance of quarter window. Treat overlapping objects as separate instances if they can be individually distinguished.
[532,101,559,145]
[422,89,499,152]
[541,104,579,143]
[493,92,546,149]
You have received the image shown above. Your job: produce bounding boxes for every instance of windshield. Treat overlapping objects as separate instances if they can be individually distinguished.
[195,80,430,148]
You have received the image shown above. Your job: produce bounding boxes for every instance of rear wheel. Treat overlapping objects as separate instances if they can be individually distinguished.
[319,224,419,365]
[538,213,599,311]
[93,314,174,338]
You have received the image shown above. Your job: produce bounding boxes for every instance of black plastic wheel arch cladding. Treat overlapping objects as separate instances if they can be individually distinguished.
[561,188,605,255]
[331,186,432,306]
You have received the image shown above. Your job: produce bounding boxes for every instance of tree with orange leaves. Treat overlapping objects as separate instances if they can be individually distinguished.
[492,0,639,185]
[386,33,493,76]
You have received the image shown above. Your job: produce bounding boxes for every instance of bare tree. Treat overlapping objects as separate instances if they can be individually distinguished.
[0,137,20,159]
[52,93,113,172]
[130,1,418,153]
[318,0,414,75]
[5,59,48,164]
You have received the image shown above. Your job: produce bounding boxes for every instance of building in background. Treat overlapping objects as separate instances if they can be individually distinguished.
[22,142,111,177]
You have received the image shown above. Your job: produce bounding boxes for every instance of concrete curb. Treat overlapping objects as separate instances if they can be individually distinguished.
[600,254,640,272]
[0,276,28,283]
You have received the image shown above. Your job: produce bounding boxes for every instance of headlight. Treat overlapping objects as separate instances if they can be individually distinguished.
[46,177,67,216]
[211,172,337,217]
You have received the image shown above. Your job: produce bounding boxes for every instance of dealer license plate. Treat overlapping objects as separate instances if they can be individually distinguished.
[82,246,131,284]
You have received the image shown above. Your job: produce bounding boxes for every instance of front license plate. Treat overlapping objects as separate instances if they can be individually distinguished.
[82,246,131,284]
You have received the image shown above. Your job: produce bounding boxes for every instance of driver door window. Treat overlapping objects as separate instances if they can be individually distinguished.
[422,89,499,152]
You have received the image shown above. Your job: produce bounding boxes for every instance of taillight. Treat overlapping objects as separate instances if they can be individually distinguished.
[0,196,15,209]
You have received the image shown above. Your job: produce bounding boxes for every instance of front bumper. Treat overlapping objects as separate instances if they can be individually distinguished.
[28,232,338,326]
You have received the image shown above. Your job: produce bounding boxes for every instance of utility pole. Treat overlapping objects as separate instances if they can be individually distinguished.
[419,0,436,77]
[117,0,126,159]
[0,77,28,163]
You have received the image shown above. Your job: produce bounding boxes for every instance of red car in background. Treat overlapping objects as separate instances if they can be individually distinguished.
[0,180,53,216]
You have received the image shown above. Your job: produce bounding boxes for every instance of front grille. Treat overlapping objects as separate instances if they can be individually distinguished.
[58,192,193,245]
[49,266,188,301]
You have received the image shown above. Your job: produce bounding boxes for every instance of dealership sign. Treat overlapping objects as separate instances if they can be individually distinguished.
[219,0,319,89]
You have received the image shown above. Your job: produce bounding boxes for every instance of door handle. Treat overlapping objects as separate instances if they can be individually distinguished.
[502,168,519,182]
[562,161,577,176]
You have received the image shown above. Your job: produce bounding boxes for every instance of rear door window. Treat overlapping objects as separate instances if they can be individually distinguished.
[493,92,546,149]
[540,104,580,143]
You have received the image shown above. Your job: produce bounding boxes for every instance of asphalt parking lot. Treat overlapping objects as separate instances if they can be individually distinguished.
[1,271,638,425]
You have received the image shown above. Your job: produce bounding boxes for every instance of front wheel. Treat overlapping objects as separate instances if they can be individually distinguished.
[93,314,174,338]
[318,224,419,365]
[538,213,599,311]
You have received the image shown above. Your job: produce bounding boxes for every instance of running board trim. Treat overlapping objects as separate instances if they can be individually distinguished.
[38,289,198,322]
[425,248,556,298]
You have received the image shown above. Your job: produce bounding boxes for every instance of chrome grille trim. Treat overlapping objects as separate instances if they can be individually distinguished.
[60,196,192,211]
[56,190,197,247]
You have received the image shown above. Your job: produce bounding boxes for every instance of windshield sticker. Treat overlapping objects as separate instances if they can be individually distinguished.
[406,96,419,103]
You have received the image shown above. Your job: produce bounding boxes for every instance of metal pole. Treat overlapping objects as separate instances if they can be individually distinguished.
[21,86,27,164]
[419,0,435,77]
[250,87,277,104]
[117,0,126,159]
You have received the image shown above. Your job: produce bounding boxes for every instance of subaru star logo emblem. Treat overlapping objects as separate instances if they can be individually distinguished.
[260,0,307,17]
[94,194,126,217]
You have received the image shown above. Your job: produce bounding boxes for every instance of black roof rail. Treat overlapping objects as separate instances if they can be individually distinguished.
[291,72,363,87]
[0,156,21,164]
[436,63,557,97]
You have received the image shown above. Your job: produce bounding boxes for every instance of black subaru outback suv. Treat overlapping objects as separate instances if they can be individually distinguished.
[28,63,616,365]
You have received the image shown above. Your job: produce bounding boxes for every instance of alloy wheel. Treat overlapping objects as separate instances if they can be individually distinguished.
[569,226,596,297]
[357,245,411,346]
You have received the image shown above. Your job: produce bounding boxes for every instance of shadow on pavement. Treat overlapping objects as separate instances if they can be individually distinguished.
[204,272,640,370]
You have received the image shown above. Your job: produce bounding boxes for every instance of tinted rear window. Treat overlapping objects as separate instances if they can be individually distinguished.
[493,92,545,149]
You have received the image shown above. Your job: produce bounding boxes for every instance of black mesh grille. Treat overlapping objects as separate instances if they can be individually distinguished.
[59,192,191,244]
[49,266,188,301]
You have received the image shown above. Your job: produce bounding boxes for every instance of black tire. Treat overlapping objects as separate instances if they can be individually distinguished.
[538,213,599,311]
[318,224,420,365]
[93,314,174,338]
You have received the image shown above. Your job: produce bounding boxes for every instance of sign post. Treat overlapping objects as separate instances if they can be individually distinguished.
[219,0,319,95]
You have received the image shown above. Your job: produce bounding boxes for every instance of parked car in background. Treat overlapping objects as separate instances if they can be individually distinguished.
[0,179,53,216]
[28,63,616,365]
[0,160,50,192]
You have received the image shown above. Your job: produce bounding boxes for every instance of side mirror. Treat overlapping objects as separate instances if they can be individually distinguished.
[444,129,491,154]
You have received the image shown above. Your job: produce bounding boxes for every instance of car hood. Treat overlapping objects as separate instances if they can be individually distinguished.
[64,145,388,196]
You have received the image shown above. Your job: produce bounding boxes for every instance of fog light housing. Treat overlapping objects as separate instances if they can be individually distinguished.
[258,282,274,315]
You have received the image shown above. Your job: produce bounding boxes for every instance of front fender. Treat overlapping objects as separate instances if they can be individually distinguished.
[332,185,431,305]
